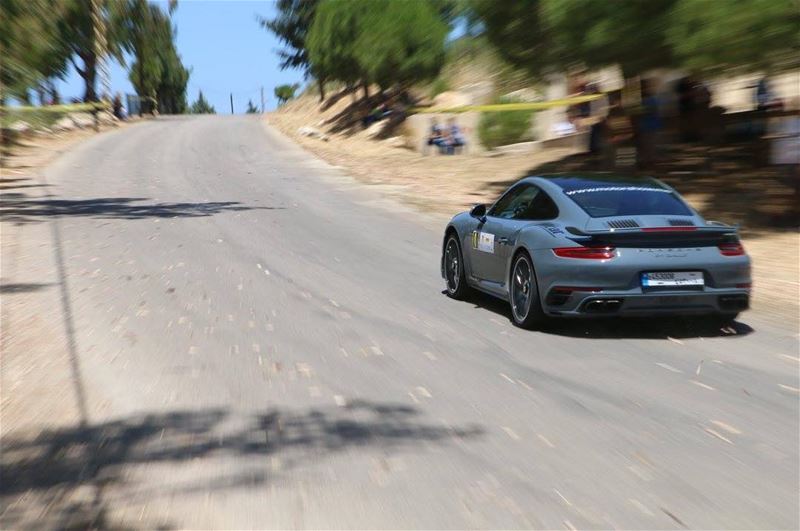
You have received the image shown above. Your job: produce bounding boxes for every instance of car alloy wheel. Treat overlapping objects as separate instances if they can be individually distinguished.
[511,255,532,322]
[445,237,460,294]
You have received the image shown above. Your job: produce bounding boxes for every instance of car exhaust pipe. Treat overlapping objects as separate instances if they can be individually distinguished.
[583,299,623,313]
[718,294,749,311]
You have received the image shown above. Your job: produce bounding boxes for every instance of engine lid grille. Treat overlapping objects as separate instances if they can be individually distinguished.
[668,218,696,226]
[606,218,640,229]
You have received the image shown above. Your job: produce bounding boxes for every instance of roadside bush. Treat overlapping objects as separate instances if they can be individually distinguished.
[477,99,535,149]
[428,77,450,99]
[0,108,68,130]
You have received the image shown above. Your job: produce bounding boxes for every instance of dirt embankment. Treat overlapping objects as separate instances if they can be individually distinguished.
[268,90,799,318]
[268,90,576,215]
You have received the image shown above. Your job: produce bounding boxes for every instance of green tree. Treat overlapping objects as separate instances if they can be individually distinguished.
[473,0,678,79]
[260,0,326,101]
[667,0,800,75]
[121,0,189,114]
[58,0,130,102]
[259,0,319,72]
[0,0,70,103]
[189,90,215,114]
[431,0,468,28]
[541,0,677,78]
[353,0,447,90]
[46,0,178,104]
[307,0,447,95]
[125,3,165,112]
[470,0,553,78]
[155,45,190,114]
[306,0,365,93]
[473,0,799,79]
[246,99,260,113]
[274,83,300,105]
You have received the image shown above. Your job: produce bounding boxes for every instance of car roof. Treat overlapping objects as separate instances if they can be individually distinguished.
[529,174,668,192]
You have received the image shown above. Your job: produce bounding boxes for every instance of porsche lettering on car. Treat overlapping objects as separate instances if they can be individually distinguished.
[441,174,751,329]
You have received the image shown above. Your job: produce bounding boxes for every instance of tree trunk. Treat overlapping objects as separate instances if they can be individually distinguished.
[138,69,145,116]
[81,52,98,102]
[317,78,326,103]
[36,85,47,106]
[362,82,369,100]
[48,80,60,105]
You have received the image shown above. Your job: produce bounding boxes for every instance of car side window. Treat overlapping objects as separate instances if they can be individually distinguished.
[489,184,559,220]
[489,185,539,219]
[519,188,559,220]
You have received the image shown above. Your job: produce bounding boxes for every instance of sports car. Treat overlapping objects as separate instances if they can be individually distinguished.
[441,174,751,329]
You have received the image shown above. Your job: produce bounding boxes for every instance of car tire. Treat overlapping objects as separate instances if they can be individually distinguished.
[444,233,470,300]
[509,251,545,329]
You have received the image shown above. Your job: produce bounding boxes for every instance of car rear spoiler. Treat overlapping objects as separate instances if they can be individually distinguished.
[565,224,740,246]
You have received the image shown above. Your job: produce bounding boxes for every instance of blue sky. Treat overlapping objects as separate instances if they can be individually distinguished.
[58,0,305,113]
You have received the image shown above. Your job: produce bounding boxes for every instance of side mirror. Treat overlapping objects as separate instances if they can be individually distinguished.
[470,203,487,221]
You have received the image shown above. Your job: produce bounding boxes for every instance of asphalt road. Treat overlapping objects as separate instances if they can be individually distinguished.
[3,115,798,529]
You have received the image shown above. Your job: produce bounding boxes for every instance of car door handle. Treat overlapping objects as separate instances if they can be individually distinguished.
[497,237,512,245]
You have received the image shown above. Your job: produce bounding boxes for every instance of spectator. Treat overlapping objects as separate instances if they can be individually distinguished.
[676,76,695,142]
[446,117,466,154]
[756,78,772,112]
[425,118,447,154]
[604,90,635,171]
[362,99,392,128]
[587,83,608,158]
[693,80,712,142]
[112,93,126,120]
[755,78,784,112]
[362,105,380,128]
[577,82,592,121]
[638,79,663,168]
[552,121,577,137]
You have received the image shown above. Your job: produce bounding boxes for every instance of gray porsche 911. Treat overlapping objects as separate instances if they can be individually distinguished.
[441,174,751,329]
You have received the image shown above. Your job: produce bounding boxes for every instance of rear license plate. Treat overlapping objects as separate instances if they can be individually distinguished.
[642,271,704,287]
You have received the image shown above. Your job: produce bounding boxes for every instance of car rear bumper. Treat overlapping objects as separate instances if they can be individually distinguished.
[544,288,750,317]
[531,246,751,317]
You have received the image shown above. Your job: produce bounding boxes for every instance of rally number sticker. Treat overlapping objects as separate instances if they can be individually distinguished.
[472,231,495,253]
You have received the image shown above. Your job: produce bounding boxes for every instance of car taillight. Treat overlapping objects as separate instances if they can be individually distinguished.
[718,242,745,256]
[641,227,698,232]
[552,286,603,293]
[553,246,616,259]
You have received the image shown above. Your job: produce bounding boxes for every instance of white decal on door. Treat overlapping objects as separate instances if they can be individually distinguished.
[478,232,495,253]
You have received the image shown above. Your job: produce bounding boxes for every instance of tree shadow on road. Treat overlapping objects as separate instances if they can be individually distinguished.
[0,193,281,224]
[0,282,53,294]
[456,290,754,339]
[1,402,483,529]
[0,176,51,192]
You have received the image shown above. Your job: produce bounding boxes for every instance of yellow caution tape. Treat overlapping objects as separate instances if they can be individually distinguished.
[412,93,603,114]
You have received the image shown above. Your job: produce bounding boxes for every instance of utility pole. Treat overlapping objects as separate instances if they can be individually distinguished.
[261,86,265,113]
[230,93,234,114]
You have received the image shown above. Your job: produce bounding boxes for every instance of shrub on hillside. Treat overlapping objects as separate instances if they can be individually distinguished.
[429,77,450,99]
[477,99,535,149]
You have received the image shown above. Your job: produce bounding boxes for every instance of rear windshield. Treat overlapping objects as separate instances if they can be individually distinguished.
[563,186,692,218]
